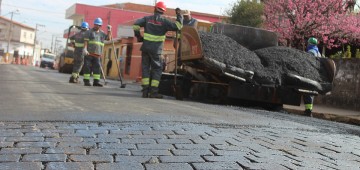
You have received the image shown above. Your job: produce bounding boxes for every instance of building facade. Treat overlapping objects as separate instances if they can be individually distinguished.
[0,16,36,63]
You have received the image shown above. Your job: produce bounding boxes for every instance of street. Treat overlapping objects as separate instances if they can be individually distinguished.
[1,64,360,170]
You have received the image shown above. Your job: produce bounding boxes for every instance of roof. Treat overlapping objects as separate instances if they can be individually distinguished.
[0,16,35,30]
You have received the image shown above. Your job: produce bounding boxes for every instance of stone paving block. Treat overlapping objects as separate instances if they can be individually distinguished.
[5,137,43,142]
[240,162,290,170]
[0,148,42,154]
[97,134,130,139]
[192,138,228,145]
[192,162,242,170]
[204,155,249,162]
[97,163,143,170]
[175,144,213,150]
[131,150,172,156]
[211,150,250,156]
[89,125,120,130]
[0,162,42,170]
[110,130,142,135]
[137,144,174,150]
[25,132,59,138]
[98,143,136,149]
[45,162,94,170]
[42,129,74,134]
[0,142,14,147]
[142,130,175,135]
[16,142,56,148]
[61,133,95,138]
[167,134,202,139]
[122,125,152,131]
[318,152,360,161]
[145,163,193,170]
[76,129,108,135]
[122,139,156,144]
[130,134,166,139]
[213,144,252,152]
[22,154,66,162]
[46,148,86,155]
[45,137,83,142]
[69,155,113,163]
[115,156,153,163]
[0,137,5,141]
[89,149,130,156]
[34,123,56,129]
[171,149,214,156]
[159,155,205,163]
[157,139,193,144]
[83,137,120,143]
[333,159,360,169]
[0,154,20,162]
[57,142,96,148]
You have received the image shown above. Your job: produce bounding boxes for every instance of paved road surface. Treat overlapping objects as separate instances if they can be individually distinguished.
[0,64,360,170]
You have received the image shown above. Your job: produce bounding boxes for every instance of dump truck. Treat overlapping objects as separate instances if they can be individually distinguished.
[159,23,336,108]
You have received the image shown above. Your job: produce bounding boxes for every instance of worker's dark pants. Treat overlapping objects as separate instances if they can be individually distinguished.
[83,55,100,80]
[303,95,314,110]
[72,48,84,76]
[141,51,162,89]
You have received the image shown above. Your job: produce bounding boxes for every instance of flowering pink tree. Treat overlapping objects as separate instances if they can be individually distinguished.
[263,0,360,50]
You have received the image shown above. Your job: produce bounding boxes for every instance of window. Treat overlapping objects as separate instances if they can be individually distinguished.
[30,33,32,39]
[23,32,27,38]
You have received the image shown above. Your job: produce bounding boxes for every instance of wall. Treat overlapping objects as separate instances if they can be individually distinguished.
[315,58,360,111]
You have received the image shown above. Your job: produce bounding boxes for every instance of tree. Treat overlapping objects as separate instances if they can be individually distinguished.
[226,0,264,28]
[263,0,360,50]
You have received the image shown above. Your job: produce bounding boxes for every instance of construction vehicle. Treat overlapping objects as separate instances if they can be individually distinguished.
[58,47,74,73]
[159,23,336,108]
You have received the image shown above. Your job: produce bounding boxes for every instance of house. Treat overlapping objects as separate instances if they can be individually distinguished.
[0,16,36,64]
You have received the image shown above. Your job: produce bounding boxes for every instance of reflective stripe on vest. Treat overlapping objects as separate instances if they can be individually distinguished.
[144,33,166,42]
[175,21,183,30]
[89,41,104,46]
[133,25,141,31]
[75,43,84,48]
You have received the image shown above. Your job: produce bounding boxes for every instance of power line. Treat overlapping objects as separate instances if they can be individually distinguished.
[3,3,65,15]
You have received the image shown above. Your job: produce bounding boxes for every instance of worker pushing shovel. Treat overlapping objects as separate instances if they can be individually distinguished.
[82,17,111,87]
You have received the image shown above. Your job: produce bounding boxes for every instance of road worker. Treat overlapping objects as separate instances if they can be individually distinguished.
[133,1,183,98]
[69,22,89,83]
[182,10,198,28]
[83,18,111,87]
[304,37,322,116]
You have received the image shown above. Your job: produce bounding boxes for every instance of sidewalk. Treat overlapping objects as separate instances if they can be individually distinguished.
[284,104,360,126]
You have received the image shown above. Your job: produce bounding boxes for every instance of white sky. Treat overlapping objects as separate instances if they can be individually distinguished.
[1,0,236,49]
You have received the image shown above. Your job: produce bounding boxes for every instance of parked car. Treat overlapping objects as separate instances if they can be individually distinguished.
[40,53,56,69]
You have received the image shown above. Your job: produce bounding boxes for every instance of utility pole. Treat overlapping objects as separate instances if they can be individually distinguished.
[32,23,45,59]
[0,0,2,15]
[6,9,19,56]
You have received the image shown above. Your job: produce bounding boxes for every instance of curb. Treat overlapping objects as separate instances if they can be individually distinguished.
[284,108,360,126]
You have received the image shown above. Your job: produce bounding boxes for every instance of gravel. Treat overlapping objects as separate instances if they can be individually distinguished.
[198,32,331,86]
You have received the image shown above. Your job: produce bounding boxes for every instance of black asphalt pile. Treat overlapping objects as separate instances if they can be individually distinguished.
[254,46,330,84]
[199,32,263,72]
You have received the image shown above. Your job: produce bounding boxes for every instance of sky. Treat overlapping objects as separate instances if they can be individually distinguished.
[1,0,236,50]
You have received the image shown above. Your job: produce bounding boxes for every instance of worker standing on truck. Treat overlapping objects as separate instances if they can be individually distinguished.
[304,37,322,116]
[133,1,183,98]
[69,22,89,83]
[182,10,198,28]
[83,18,111,87]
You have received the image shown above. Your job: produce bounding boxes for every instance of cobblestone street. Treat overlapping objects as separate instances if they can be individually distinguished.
[0,121,359,170]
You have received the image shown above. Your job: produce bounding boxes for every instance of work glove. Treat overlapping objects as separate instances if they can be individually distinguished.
[107,25,112,31]
[83,48,89,55]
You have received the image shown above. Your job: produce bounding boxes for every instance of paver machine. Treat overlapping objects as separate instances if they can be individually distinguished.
[159,23,336,108]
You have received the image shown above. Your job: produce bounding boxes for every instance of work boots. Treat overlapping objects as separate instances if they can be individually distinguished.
[149,87,163,99]
[84,79,91,86]
[304,109,312,116]
[69,76,78,83]
[142,85,149,98]
[93,80,103,87]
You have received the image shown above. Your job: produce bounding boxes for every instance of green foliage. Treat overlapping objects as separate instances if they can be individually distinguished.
[226,0,264,28]
[330,51,343,59]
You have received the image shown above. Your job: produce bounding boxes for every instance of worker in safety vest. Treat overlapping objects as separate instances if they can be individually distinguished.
[133,1,183,98]
[69,22,89,83]
[83,18,111,87]
[304,37,322,116]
